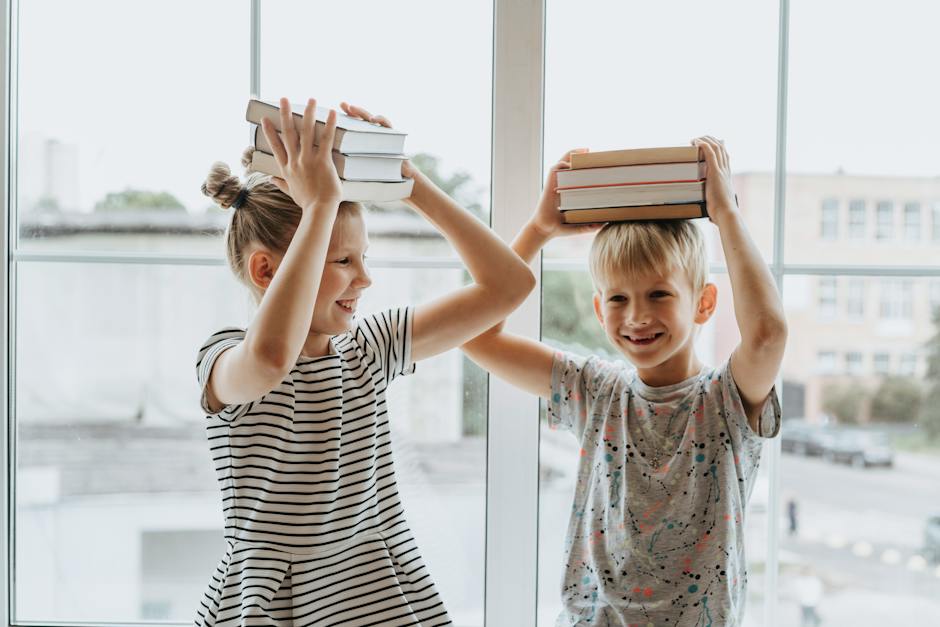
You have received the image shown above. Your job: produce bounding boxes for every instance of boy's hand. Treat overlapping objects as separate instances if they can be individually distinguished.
[692,136,738,225]
[340,101,420,181]
[528,149,604,239]
[261,97,342,210]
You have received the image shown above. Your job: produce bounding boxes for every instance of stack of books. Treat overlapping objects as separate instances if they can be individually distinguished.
[557,146,708,223]
[245,99,414,202]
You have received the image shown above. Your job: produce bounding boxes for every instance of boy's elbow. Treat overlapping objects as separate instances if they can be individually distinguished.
[749,315,788,351]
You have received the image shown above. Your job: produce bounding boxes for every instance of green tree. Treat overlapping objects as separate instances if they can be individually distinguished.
[920,308,940,440]
[542,270,608,351]
[398,153,484,220]
[870,376,923,424]
[94,189,185,212]
[821,381,868,424]
[34,195,60,212]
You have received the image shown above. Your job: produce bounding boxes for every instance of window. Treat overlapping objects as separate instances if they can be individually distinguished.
[879,279,914,320]
[876,201,894,240]
[930,279,940,316]
[820,197,839,239]
[844,351,864,375]
[818,277,838,318]
[933,201,940,242]
[846,278,865,319]
[848,199,866,239]
[816,351,837,374]
[898,352,917,376]
[904,201,921,240]
[873,352,891,375]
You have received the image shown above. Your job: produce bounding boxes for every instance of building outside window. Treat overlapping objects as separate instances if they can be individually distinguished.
[903,201,921,241]
[848,199,866,239]
[873,352,892,375]
[846,277,865,320]
[818,276,838,319]
[876,200,894,240]
[844,351,864,375]
[879,279,914,320]
[820,197,839,240]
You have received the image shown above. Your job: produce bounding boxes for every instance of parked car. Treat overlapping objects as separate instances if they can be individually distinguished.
[780,419,830,457]
[821,429,894,468]
[925,516,940,564]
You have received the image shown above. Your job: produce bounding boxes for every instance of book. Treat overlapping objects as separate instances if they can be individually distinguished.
[248,150,414,202]
[559,181,705,210]
[570,146,700,170]
[557,161,706,190]
[246,99,407,154]
[252,126,405,181]
[561,204,708,224]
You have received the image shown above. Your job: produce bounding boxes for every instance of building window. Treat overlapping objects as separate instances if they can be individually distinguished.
[932,201,940,242]
[873,352,891,374]
[818,277,838,318]
[876,201,894,240]
[930,279,940,318]
[879,279,913,320]
[845,351,864,375]
[899,353,917,376]
[816,351,837,374]
[846,278,865,320]
[820,198,839,240]
[903,202,921,241]
[848,199,866,239]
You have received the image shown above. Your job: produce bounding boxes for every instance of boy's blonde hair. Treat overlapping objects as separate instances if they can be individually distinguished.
[588,220,707,293]
[201,147,363,299]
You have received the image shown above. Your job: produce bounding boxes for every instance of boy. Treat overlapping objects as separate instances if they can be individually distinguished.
[462,137,786,625]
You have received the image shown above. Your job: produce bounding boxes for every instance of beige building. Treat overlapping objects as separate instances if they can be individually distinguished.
[723,172,940,423]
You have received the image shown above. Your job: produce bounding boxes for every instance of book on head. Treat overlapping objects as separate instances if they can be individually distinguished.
[558,181,705,210]
[561,203,708,224]
[251,126,405,182]
[248,150,414,202]
[556,161,706,190]
[246,99,407,155]
[570,146,700,170]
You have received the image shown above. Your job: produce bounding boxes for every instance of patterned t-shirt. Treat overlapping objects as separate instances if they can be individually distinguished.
[547,350,781,627]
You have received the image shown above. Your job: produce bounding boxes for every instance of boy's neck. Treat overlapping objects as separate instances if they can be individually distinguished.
[634,351,704,388]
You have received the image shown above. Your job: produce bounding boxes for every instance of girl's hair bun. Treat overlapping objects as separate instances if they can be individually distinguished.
[201,161,243,210]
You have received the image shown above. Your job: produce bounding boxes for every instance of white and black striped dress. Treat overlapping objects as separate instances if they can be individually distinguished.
[193,307,452,627]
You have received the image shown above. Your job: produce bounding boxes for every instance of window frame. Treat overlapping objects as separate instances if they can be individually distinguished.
[4,1,940,626]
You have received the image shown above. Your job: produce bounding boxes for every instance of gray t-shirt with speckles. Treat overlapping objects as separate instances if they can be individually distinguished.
[547,350,781,627]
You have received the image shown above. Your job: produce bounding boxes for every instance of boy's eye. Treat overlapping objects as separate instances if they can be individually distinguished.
[609,295,626,302]
[652,291,671,298]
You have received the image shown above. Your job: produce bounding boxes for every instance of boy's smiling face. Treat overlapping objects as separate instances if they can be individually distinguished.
[593,267,717,386]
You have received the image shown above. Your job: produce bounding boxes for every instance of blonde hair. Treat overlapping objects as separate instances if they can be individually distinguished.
[201,147,363,295]
[588,220,707,292]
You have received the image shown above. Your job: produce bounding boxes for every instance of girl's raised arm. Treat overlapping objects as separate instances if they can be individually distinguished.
[206,98,342,411]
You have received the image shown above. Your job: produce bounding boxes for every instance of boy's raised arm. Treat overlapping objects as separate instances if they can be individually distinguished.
[461,151,603,399]
[694,136,788,432]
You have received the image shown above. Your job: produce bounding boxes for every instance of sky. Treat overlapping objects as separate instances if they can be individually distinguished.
[16,0,940,213]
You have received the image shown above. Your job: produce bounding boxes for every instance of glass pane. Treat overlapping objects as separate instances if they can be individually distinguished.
[15,262,485,623]
[786,0,940,266]
[260,0,493,261]
[779,274,940,625]
[538,269,774,625]
[544,0,778,265]
[17,0,249,253]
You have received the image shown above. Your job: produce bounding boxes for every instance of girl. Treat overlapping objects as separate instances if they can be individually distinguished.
[195,98,534,626]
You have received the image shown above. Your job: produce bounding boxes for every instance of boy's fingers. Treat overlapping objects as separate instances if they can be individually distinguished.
[261,118,288,166]
[371,114,392,128]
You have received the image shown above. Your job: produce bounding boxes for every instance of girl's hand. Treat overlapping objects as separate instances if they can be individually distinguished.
[528,149,604,239]
[261,97,342,210]
[339,101,420,180]
[692,135,739,226]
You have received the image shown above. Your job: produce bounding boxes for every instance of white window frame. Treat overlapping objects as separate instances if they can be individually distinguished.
[4,1,940,626]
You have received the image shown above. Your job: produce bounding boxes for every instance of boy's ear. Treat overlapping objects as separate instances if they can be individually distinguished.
[592,292,605,326]
[694,283,718,324]
[247,248,279,291]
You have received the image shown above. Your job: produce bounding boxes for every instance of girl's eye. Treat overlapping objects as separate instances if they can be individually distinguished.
[336,258,350,265]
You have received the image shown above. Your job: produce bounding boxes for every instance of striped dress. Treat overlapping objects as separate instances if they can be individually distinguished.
[193,307,452,627]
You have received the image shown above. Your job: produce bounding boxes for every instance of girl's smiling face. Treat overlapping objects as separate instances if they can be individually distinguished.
[309,211,372,336]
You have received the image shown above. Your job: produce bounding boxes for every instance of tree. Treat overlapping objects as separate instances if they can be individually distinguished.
[94,189,185,212]
[542,270,608,351]
[920,308,940,441]
[821,381,868,424]
[870,376,923,424]
[377,153,485,220]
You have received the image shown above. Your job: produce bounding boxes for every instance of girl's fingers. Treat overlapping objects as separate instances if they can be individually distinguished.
[318,109,338,157]
[300,98,317,153]
[261,118,288,166]
[279,98,298,159]
[371,114,392,128]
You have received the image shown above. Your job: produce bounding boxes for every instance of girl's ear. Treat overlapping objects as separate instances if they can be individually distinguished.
[592,292,605,327]
[247,248,280,291]
[694,283,718,324]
